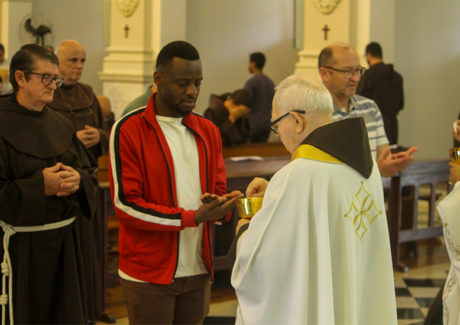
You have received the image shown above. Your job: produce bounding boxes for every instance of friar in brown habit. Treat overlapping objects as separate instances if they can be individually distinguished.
[0,44,98,323]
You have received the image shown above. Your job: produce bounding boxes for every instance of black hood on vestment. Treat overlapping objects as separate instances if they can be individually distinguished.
[301,117,373,178]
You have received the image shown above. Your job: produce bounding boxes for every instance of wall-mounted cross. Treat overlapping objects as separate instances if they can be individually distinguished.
[124,25,130,38]
[322,24,330,41]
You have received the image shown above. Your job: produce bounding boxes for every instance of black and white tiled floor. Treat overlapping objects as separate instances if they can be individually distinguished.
[101,263,450,325]
[394,263,449,325]
[101,240,450,325]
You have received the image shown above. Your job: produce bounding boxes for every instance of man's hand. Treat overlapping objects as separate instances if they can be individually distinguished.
[236,218,250,234]
[42,163,81,196]
[43,163,65,196]
[449,162,460,184]
[194,191,243,224]
[377,146,418,177]
[246,177,269,197]
[452,120,460,143]
[56,165,81,197]
[76,125,101,148]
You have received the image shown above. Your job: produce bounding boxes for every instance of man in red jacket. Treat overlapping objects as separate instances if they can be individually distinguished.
[109,41,241,324]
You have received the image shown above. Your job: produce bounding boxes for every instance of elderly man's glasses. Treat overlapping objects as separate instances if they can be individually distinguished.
[270,110,305,134]
[28,72,64,87]
[323,66,366,78]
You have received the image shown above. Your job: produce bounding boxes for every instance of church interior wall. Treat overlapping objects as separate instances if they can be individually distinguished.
[4,0,459,160]
[32,0,106,95]
[185,0,299,113]
[369,0,395,63]
[27,0,298,116]
[394,0,460,159]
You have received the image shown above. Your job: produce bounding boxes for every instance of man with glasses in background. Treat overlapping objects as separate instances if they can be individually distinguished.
[318,43,417,177]
[0,44,98,323]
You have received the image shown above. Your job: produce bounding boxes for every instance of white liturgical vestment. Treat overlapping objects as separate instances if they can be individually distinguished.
[231,118,397,325]
[437,181,460,325]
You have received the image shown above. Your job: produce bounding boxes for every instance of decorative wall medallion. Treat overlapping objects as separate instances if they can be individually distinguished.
[116,0,139,18]
[313,0,341,15]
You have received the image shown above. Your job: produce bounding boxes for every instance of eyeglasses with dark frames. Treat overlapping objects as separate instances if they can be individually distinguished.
[27,72,64,87]
[322,66,366,78]
[269,110,305,134]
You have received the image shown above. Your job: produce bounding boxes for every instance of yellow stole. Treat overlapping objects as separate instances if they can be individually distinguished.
[291,144,344,164]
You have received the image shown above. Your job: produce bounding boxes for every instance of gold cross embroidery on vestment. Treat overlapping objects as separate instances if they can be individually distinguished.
[344,181,382,240]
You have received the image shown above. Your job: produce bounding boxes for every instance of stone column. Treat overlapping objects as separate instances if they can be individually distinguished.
[99,0,190,118]
[99,0,156,117]
[294,0,396,74]
[295,0,351,77]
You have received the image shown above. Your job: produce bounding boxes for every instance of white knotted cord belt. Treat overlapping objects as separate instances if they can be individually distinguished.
[0,217,76,325]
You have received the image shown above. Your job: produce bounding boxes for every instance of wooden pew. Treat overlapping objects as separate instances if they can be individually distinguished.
[97,155,119,290]
[99,151,451,276]
[222,142,288,158]
[385,159,450,271]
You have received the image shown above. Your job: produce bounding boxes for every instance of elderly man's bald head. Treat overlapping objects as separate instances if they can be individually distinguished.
[318,43,357,69]
[56,39,86,85]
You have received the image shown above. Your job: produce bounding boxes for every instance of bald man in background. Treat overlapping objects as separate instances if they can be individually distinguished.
[49,39,107,160]
[48,39,107,323]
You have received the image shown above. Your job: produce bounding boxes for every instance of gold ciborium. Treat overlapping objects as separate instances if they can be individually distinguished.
[449,147,460,162]
[237,197,263,219]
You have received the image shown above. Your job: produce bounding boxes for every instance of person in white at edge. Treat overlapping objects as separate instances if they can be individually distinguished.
[231,75,397,324]
[436,131,460,324]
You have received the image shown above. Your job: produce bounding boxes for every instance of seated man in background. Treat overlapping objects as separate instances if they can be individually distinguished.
[122,84,157,116]
[204,89,251,146]
[231,75,397,324]
[97,94,115,132]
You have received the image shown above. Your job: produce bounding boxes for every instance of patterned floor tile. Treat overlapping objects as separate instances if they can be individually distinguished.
[415,297,435,308]
[404,278,445,287]
[208,299,237,317]
[395,287,412,297]
[397,308,425,319]
[408,287,441,298]
[396,296,419,308]
[203,316,235,324]
[398,320,424,325]
[420,307,429,317]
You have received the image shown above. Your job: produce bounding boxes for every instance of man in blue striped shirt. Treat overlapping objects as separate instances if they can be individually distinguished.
[318,43,417,177]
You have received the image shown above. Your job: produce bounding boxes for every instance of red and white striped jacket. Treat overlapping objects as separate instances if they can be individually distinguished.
[109,95,227,284]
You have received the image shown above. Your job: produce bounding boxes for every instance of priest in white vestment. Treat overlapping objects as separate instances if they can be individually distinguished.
[436,161,460,325]
[231,75,397,325]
